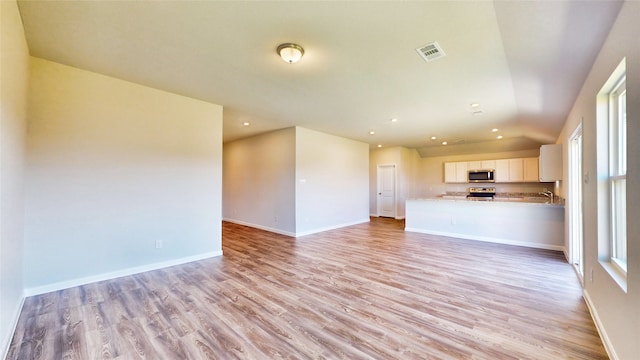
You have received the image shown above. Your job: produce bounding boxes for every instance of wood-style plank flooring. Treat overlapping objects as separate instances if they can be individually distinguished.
[7,218,607,359]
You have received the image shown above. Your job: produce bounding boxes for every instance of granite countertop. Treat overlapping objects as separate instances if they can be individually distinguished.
[410,194,565,207]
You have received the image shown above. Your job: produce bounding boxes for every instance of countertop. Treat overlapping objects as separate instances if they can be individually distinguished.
[409,195,564,207]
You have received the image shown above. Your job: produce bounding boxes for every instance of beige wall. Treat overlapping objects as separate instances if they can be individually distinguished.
[295,127,369,234]
[24,58,223,292]
[223,126,369,236]
[556,2,640,358]
[0,0,29,355]
[369,146,421,218]
[223,128,297,235]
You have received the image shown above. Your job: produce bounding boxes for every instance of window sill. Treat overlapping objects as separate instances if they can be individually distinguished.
[600,260,628,293]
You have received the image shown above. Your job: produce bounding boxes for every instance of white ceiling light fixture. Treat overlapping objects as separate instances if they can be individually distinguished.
[243,122,250,126]
[390,118,398,123]
[377,144,383,148]
[277,43,304,64]
[491,128,499,132]
[369,131,376,135]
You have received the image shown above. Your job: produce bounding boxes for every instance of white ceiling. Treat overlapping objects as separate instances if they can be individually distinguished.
[17,1,623,156]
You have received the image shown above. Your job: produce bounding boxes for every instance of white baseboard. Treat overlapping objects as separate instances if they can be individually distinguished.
[583,289,618,360]
[223,218,371,238]
[295,218,370,237]
[1,295,25,360]
[222,218,296,237]
[404,227,565,252]
[23,251,223,297]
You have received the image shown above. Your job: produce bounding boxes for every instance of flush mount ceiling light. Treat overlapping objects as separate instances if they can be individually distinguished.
[277,43,304,64]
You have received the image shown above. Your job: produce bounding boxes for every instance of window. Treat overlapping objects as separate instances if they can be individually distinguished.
[597,58,627,286]
[609,75,626,272]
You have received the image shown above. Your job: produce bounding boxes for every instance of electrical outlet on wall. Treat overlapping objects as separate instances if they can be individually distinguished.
[590,268,594,282]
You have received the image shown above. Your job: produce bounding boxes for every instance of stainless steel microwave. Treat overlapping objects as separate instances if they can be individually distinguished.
[468,169,495,183]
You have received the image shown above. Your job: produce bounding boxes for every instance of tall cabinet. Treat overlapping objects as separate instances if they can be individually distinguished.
[539,144,563,182]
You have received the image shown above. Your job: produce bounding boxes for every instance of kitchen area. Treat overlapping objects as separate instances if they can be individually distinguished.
[404,144,565,251]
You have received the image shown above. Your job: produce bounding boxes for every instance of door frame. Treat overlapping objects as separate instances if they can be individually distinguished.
[377,164,397,218]
[568,122,584,281]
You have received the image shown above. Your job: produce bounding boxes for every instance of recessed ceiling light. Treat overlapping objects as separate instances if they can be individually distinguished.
[431,136,437,140]
[390,118,398,123]
[243,122,250,126]
[491,128,499,132]
[369,131,376,135]
[377,144,382,148]
[441,141,448,145]
[497,135,503,139]
[470,103,480,108]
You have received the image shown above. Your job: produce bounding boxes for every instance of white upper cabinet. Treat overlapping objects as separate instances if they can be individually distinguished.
[468,161,481,170]
[539,144,563,181]
[508,159,524,182]
[444,161,468,183]
[494,158,538,183]
[524,157,539,182]
[446,157,539,183]
[495,159,510,182]
[481,160,496,170]
[468,160,496,170]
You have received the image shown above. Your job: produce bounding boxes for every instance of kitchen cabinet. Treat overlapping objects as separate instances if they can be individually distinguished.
[447,158,537,184]
[539,144,562,181]
[468,160,495,170]
[481,160,496,170]
[468,161,481,170]
[524,157,539,182]
[495,159,510,182]
[508,159,524,181]
[444,161,468,183]
[495,158,538,183]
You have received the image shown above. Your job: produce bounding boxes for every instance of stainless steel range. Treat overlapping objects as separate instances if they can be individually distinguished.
[467,187,496,199]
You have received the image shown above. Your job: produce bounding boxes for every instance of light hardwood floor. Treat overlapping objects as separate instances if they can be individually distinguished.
[7,218,607,359]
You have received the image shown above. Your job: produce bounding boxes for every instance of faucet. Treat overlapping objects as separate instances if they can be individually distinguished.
[540,190,554,203]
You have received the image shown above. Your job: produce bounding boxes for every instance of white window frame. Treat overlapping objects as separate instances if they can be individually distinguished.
[609,76,626,273]
[596,58,627,290]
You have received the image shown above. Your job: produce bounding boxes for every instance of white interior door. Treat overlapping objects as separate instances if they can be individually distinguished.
[377,164,396,218]
[569,124,584,279]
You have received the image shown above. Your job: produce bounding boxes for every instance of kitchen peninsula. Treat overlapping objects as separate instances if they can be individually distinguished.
[405,196,565,251]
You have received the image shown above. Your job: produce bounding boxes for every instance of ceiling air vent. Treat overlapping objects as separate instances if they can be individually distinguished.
[416,42,445,62]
